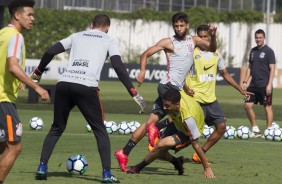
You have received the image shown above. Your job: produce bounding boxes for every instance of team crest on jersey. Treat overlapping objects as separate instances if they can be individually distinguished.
[0,129,5,138]
[186,43,194,52]
[260,52,265,58]
[195,55,201,59]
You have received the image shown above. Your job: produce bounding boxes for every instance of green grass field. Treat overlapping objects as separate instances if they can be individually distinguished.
[5,81,282,184]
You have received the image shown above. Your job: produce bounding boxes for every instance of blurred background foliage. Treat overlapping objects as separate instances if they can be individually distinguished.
[4,6,274,59]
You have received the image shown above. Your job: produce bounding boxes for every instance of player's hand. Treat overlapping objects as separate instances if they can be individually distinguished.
[266,84,272,96]
[19,83,26,91]
[241,83,248,91]
[136,72,145,87]
[34,86,50,101]
[208,24,217,37]
[204,167,216,179]
[147,123,160,147]
[133,93,146,113]
[28,68,43,83]
[243,91,254,101]
[185,88,194,97]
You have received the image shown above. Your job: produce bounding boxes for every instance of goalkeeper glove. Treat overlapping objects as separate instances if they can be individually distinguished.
[147,123,160,147]
[133,93,146,113]
[28,68,43,83]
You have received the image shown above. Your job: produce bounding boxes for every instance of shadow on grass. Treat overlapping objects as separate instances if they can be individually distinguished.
[31,171,102,182]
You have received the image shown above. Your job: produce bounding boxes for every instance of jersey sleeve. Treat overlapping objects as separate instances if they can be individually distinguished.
[268,48,276,64]
[217,51,226,70]
[184,117,201,140]
[7,33,24,60]
[59,35,72,50]
[108,38,120,57]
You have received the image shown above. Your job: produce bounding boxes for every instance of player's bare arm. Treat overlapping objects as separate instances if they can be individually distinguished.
[191,139,215,178]
[7,57,50,101]
[266,64,275,96]
[183,82,194,96]
[220,69,254,97]
[137,38,173,86]
[242,65,252,90]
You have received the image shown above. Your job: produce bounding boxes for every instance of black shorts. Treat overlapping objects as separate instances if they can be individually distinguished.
[200,100,226,126]
[161,123,191,153]
[0,102,22,142]
[245,87,272,106]
[151,82,179,119]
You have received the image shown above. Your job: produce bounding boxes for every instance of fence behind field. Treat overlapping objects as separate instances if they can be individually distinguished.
[34,0,278,13]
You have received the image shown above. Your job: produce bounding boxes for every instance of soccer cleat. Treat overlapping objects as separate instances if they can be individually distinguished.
[250,131,262,138]
[114,150,128,172]
[102,170,120,183]
[147,137,159,152]
[127,166,140,174]
[147,123,160,147]
[35,163,48,180]
[174,156,184,175]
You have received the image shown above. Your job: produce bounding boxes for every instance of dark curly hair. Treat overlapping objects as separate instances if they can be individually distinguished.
[8,0,35,16]
[163,88,181,104]
[172,12,188,24]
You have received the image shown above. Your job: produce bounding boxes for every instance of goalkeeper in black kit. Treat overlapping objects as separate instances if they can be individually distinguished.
[29,14,146,183]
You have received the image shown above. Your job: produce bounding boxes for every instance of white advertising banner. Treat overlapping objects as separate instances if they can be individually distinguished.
[25,59,67,80]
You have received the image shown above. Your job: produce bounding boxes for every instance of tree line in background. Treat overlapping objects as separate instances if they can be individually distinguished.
[4,6,282,60]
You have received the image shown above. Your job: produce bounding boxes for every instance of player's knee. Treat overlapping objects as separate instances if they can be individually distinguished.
[8,142,22,156]
[215,123,226,134]
[264,105,272,111]
[15,143,22,155]
[244,103,252,111]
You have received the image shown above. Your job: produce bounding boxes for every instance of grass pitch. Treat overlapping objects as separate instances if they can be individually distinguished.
[5,81,282,184]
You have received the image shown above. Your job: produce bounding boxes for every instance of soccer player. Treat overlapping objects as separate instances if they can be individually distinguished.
[115,12,217,172]
[0,1,50,183]
[127,88,215,178]
[184,24,253,163]
[242,29,276,137]
[29,14,145,183]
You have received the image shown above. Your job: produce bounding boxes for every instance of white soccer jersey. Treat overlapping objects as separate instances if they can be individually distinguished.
[59,29,120,87]
[159,35,195,90]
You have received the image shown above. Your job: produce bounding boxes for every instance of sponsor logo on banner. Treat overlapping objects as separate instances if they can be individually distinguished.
[25,59,282,88]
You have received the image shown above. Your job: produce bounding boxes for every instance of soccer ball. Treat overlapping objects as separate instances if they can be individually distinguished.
[86,124,92,132]
[264,127,274,141]
[273,128,282,142]
[118,121,131,135]
[128,121,141,133]
[224,126,237,139]
[237,126,250,139]
[66,154,88,175]
[29,117,44,130]
[271,122,280,129]
[105,121,118,134]
[202,125,214,138]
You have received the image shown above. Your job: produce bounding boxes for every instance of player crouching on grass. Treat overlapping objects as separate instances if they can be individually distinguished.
[28,14,146,183]
[127,88,215,178]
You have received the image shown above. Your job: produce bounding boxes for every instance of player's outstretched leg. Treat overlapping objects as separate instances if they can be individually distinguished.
[115,122,148,172]
[115,114,160,172]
